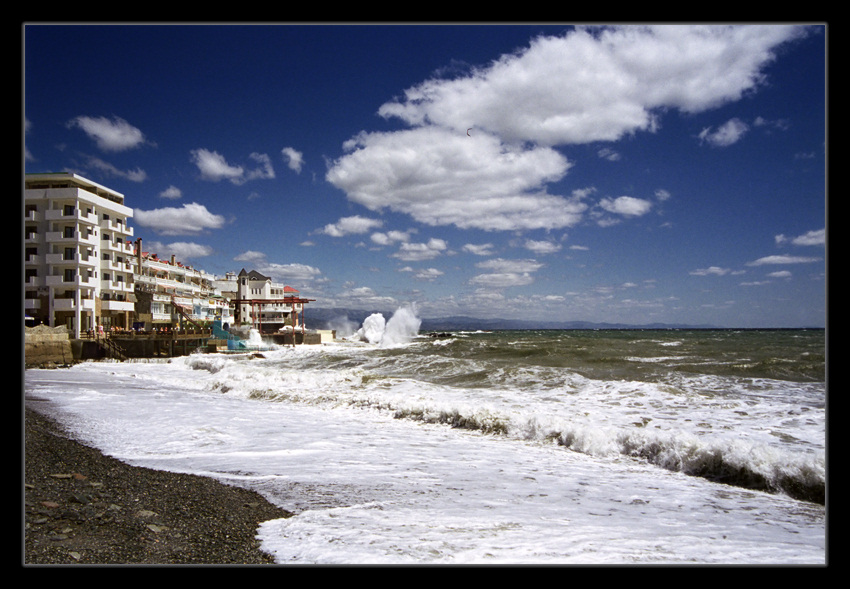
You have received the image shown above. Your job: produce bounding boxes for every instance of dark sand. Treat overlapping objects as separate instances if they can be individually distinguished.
[24,401,293,565]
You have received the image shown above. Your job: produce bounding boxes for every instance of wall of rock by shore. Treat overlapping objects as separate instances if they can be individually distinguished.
[24,325,76,368]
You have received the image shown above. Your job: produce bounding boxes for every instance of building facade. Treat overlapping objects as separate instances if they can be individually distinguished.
[25,173,136,337]
[233,269,312,334]
[133,241,234,330]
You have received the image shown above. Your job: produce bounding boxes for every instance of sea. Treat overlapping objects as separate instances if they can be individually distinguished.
[24,307,827,565]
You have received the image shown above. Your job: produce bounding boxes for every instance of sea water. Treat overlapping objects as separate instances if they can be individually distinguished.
[24,310,826,564]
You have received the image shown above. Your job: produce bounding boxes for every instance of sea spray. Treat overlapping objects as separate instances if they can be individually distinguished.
[382,305,422,346]
[355,305,421,346]
[356,313,386,344]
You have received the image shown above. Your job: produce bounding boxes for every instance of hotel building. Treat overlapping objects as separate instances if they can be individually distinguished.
[25,173,136,337]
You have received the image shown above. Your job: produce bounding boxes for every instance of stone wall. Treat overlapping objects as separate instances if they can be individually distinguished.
[24,325,75,368]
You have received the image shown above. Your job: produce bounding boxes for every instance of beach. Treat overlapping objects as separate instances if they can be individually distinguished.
[24,326,826,564]
[24,403,291,565]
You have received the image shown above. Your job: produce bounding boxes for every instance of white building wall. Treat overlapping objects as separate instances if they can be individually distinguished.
[25,173,134,337]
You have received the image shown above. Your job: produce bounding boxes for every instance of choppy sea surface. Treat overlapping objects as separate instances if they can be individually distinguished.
[24,310,826,564]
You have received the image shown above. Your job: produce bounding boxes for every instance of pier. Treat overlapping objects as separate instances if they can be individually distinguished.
[81,328,215,360]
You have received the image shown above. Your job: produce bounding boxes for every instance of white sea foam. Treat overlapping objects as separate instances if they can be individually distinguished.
[24,319,826,564]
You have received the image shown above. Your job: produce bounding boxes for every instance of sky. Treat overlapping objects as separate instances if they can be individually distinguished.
[23,23,827,328]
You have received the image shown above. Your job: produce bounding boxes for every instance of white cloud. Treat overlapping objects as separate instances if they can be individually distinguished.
[189,148,276,184]
[768,270,792,278]
[698,117,749,147]
[413,268,444,281]
[690,266,730,276]
[523,239,562,254]
[246,152,275,181]
[282,146,304,173]
[134,202,226,236]
[85,156,147,182]
[377,25,805,145]
[328,127,581,231]
[599,195,653,216]
[776,228,825,247]
[68,115,147,152]
[371,230,413,246]
[144,241,214,261]
[234,250,267,263]
[747,255,822,266]
[259,262,323,284]
[190,148,244,182]
[392,238,448,261]
[469,257,545,289]
[159,185,183,199]
[328,25,806,234]
[462,243,496,256]
[320,215,384,237]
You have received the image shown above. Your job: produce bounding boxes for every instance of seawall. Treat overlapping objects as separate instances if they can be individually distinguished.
[24,325,76,368]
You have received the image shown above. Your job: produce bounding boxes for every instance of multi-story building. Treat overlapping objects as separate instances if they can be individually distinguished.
[232,268,313,334]
[133,241,234,330]
[25,173,136,337]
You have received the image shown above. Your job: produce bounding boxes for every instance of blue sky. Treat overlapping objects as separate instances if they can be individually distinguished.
[24,24,826,327]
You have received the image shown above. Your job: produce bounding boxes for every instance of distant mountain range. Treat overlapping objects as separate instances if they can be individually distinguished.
[305,307,720,332]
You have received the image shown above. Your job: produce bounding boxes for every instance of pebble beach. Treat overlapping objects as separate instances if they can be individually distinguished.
[24,401,292,566]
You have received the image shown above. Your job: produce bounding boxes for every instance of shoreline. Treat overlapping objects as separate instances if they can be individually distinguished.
[24,399,293,565]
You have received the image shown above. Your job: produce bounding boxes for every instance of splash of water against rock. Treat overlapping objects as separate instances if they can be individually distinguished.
[355,305,421,346]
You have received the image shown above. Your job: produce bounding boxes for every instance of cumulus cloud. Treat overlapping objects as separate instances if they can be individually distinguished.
[327,127,581,231]
[698,117,749,147]
[144,241,214,261]
[328,25,806,234]
[775,228,825,247]
[320,215,383,237]
[463,243,496,256]
[159,185,183,199]
[259,262,323,284]
[377,25,805,143]
[134,202,226,236]
[190,148,276,184]
[523,239,562,254]
[68,115,148,152]
[392,238,448,261]
[469,257,545,289]
[371,230,413,246]
[598,195,653,217]
[282,147,304,173]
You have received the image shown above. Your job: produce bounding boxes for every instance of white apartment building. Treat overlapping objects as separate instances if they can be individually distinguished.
[133,243,233,329]
[25,172,136,337]
[233,268,312,334]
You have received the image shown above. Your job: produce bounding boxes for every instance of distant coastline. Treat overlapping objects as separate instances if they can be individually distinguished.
[307,307,824,333]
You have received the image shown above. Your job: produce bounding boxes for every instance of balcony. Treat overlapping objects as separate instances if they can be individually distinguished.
[100,217,134,237]
[46,208,98,226]
[46,230,99,247]
[45,274,98,289]
[46,252,98,267]
[101,299,135,312]
[53,297,96,312]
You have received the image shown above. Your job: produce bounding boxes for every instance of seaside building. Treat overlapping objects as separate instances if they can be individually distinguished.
[233,269,314,335]
[132,239,234,331]
[25,173,136,337]
[25,173,313,344]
